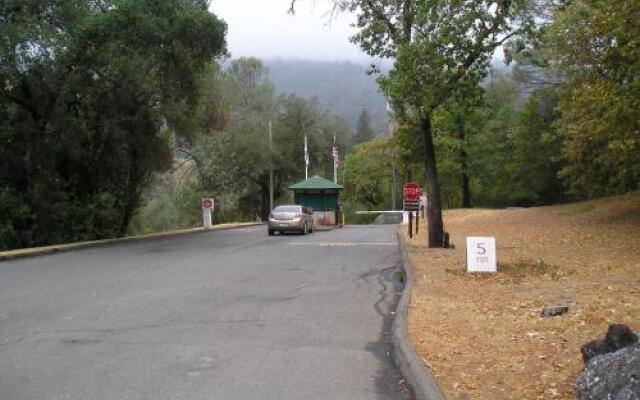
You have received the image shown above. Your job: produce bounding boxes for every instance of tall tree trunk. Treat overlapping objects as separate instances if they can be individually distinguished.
[260,181,270,222]
[461,167,471,208]
[456,117,472,208]
[420,114,444,247]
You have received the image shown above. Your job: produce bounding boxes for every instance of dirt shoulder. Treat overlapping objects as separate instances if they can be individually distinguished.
[403,193,640,399]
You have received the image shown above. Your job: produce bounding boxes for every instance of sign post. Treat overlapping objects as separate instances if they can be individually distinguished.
[420,194,427,219]
[465,236,497,272]
[403,182,421,237]
[408,211,413,238]
[201,198,214,229]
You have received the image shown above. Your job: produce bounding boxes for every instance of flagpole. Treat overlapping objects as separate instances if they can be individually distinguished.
[333,133,338,184]
[269,120,273,211]
[304,135,309,180]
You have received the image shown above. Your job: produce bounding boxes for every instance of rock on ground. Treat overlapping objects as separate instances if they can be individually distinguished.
[576,343,640,400]
[581,324,638,363]
[541,305,569,318]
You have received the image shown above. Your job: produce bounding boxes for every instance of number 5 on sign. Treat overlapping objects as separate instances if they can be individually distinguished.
[466,237,497,272]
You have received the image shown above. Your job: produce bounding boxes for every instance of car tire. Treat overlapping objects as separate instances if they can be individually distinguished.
[268,229,274,236]
[302,222,308,235]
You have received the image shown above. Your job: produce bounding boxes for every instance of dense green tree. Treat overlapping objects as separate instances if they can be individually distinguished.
[371,0,534,246]
[276,95,350,183]
[432,86,485,209]
[0,0,226,249]
[162,58,353,224]
[212,58,278,220]
[292,0,535,246]
[342,137,395,211]
[470,74,520,206]
[428,71,566,209]
[508,87,565,205]
[545,0,640,196]
[353,108,375,144]
[459,74,566,207]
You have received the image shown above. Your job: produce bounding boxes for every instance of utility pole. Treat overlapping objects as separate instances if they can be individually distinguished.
[391,158,397,210]
[388,103,398,210]
[269,120,274,212]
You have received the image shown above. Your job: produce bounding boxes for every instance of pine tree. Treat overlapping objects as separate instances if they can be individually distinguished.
[353,108,374,144]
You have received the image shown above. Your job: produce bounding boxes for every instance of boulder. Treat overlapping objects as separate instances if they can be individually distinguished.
[581,324,638,363]
[581,338,610,364]
[607,324,638,351]
[576,343,640,400]
[541,305,569,318]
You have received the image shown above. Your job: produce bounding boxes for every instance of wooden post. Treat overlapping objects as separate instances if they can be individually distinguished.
[415,211,419,234]
[408,212,413,238]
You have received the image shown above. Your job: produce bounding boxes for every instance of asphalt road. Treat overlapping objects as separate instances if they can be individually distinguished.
[0,225,408,400]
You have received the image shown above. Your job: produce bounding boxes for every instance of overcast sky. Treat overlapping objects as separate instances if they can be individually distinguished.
[209,0,368,62]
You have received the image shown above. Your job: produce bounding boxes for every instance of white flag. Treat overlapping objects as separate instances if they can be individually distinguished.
[304,135,309,168]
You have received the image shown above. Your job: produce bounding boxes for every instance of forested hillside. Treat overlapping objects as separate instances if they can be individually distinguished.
[2,0,638,251]
[129,58,354,235]
[264,59,389,134]
[334,0,639,247]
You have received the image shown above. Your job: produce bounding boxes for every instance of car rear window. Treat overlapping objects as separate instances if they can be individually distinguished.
[274,206,301,213]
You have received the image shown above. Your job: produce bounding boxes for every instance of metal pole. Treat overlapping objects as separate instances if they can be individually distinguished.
[333,133,337,184]
[203,207,212,229]
[388,102,397,210]
[391,157,397,210]
[269,120,274,211]
[408,212,413,239]
[304,135,308,180]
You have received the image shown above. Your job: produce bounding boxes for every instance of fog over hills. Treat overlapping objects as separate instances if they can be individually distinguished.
[263,59,389,134]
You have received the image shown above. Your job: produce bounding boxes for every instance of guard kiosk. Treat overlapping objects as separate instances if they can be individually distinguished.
[288,175,343,226]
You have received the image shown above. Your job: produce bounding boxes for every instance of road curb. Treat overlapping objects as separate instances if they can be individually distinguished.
[0,223,263,262]
[393,231,446,400]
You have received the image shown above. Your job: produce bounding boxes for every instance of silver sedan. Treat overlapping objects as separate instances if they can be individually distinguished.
[268,205,315,235]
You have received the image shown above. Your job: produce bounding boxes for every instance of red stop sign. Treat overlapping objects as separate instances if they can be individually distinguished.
[403,182,421,201]
[201,198,214,210]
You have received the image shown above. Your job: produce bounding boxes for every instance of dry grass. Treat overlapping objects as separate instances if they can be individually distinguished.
[403,193,640,400]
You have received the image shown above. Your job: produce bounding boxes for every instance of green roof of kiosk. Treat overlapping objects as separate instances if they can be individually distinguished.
[288,175,344,190]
